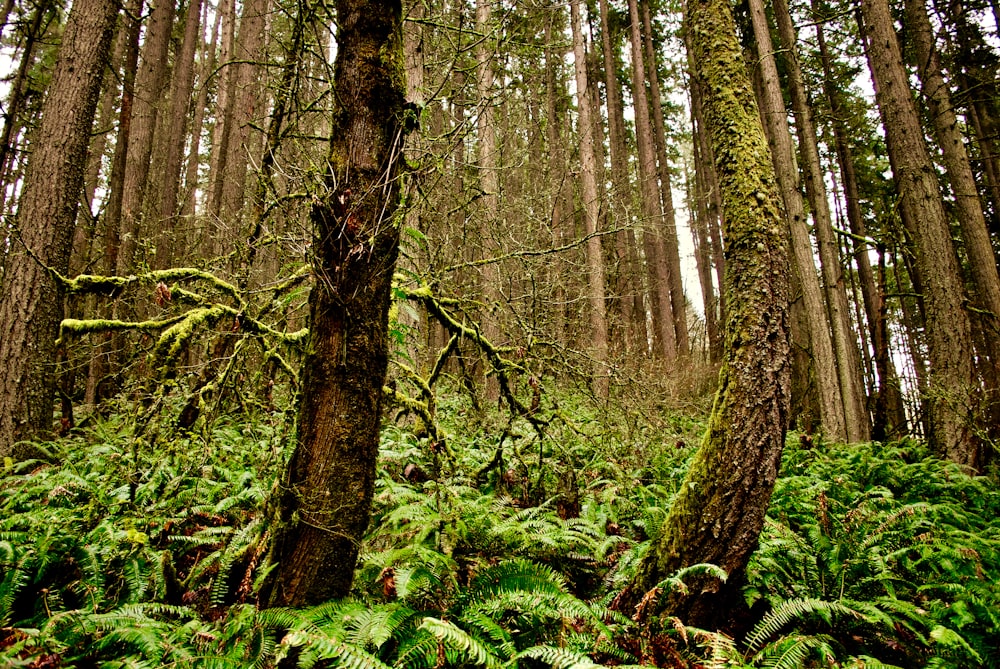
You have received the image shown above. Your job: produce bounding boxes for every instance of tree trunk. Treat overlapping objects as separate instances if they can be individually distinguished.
[265,0,406,606]
[630,0,790,630]
[626,0,675,362]
[861,0,980,467]
[116,0,176,274]
[475,0,502,402]
[814,9,906,440]
[0,0,120,457]
[570,0,609,399]
[769,0,870,442]
[748,0,847,441]
[641,0,689,356]
[598,0,647,355]
[155,0,203,269]
[904,0,1000,428]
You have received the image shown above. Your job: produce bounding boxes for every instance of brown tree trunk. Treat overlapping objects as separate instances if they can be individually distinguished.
[475,0,502,402]
[0,0,120,457]
[905,0,1000,426]
[861,0,980,467]
[814,9,906,439]
[116,0,176,274]
[748,0,848,441]
[626,0,675,362]
[599,0,647,354]
[770,0,870,442]
[265,0,406,606]
[155,0,203,269]
[630,0,790,630]
[641,0,689,356]
[570,0,609,399]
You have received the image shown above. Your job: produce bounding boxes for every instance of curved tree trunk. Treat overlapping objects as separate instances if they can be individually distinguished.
[0,0,120,457]
[630,0,790,630]
[265,0,406,606]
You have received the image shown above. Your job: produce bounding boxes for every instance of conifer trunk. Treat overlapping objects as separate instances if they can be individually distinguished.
[630,0,790,629]
[0,0,120,456]
[265,0,406,606]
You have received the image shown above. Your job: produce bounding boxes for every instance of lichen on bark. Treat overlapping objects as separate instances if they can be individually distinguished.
[628,0,791,631]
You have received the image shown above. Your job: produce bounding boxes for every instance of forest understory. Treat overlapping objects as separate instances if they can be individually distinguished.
[1,366,998,668]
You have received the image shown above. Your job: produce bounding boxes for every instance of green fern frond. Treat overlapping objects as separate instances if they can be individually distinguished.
[743,598,862,654]
[929,625,982,663]
[419,616,501,668]
[513,644,604,669]
[749,633,833,669]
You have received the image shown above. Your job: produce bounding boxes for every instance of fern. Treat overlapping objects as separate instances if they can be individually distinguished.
[514,645,605,669]
[419,616,502,668]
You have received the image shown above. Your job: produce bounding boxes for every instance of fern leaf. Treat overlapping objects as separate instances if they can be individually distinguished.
[513,645,604,669]
[419,616,501,668]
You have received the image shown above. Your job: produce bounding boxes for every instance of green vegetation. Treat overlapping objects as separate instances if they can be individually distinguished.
[1,393,998,667]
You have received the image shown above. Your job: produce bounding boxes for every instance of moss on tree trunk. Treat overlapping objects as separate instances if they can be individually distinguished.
[629,0,791,631]
[264,0,406,607]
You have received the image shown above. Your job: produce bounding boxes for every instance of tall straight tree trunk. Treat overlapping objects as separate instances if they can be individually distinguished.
[688,66,726,329]
[688,101,721,362]
[769,0,870,442]
[904,0,1000,406]
[814,9,906,439]
[748,0,848,441]
[544,12,569,350]
[116,0,176,274]
[156,0,203,269]
[641,0,689,356]
[475,0,502,401]
[0,0,120,457]
[599,0,646,354]
[861,0,980,467]
[631,0,790,629]
[216,0,269,266]
[570,0,609,400]
[265,0,406,606]
[627,0,675,361]
[181,0,219,227]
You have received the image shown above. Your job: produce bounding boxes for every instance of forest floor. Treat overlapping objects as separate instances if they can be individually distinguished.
[1,380,998,668]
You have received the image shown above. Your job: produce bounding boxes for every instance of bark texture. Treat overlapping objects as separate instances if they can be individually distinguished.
[265,0,405,606]
[632,0,790,629]
[0,0,120,457]
[748,0,846,442]
[570,0,609,400]
[861,0,980,467]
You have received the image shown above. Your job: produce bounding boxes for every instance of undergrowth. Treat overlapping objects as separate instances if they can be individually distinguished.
[1,392,998,668]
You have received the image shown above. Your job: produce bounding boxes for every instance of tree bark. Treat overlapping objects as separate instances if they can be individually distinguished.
[116,0,176,274]
[155,0,203,269]
[630,0,790,630]
[814,8,906,440]
[769,0,870,442]
[265,0,406,606]
[748,0,848,441]
[626,0,675,362]
[570,0,609,399]
[0,0,120,457]
[598,0,647,354]
[904,0,1000,416]
[861,0,980,467]
[640,0,689,356]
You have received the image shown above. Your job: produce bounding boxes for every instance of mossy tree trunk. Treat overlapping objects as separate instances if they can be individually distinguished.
[630,0,791,630]
[264,0,405,606]
[0,0,120,458]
